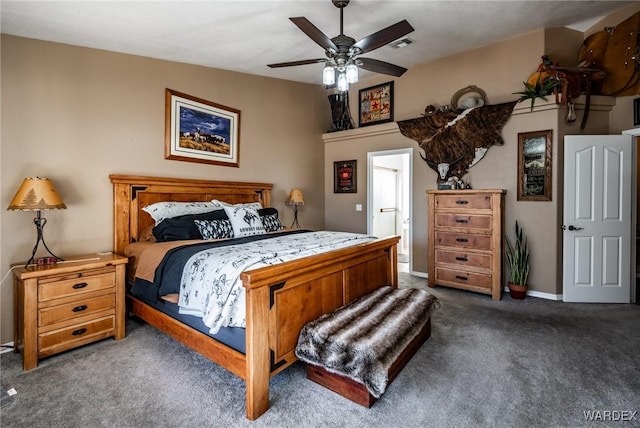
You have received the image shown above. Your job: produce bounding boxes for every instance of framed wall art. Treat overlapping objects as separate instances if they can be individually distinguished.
[517,129,552,201]
[358,81,394,127]
[165,88,241,167]
[334,160,357,193]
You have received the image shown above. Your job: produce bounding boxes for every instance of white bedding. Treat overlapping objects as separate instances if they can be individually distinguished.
[178,231,377,334]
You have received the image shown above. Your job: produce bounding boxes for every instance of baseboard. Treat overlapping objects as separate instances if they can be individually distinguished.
[0,342,14,354]
[503,286,563,301]
[410,270,428,279]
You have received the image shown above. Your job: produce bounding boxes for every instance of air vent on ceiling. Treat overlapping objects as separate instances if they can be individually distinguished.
[390,38,414,49]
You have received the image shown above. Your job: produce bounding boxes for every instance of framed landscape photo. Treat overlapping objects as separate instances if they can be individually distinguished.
[165,88,241,167]
[517,129,552,201]
[358,81,394,127]
[334,160,357,193]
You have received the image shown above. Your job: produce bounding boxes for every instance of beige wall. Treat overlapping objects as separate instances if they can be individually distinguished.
[0,35,330,343]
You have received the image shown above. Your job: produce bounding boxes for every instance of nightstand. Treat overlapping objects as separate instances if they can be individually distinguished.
[13,253,128,370]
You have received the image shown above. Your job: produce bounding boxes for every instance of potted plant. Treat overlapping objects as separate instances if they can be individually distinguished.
[505,220,530,299]
[513,74,561,111]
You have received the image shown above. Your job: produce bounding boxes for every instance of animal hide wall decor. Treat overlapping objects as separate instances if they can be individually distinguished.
[397,101,517,180]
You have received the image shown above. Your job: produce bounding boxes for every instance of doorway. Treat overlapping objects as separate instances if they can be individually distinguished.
[367,149,413,271]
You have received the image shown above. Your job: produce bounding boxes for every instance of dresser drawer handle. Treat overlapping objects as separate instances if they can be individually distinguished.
[455,200,469,205]
[455,218,469,223]
[72,305,88,313]
[455,238,469,243]
[72,328,88,336]
[455,256,468,262]
[455,275,468,281]
[72,282,88,289]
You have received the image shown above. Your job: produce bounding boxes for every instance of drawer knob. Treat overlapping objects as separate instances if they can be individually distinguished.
[456,238,469,243]
[455,218,469,224]
[455,200,469,205]
[72,328,88,336]
[72,282,88,289]
[455,275,468,281]
[72,305,88,313]
[455,256,468,262]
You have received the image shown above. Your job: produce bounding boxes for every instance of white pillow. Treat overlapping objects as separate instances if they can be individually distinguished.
[223,206,266,237]
[212,199,262,210]
[142,201,220,225]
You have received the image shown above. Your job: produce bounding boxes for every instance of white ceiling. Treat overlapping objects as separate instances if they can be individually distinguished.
[0,1,634,85]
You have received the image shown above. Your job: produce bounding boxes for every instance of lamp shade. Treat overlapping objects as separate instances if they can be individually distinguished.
[287,188,305,205]
[7,177,67,211]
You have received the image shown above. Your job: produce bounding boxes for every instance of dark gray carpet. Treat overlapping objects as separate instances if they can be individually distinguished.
[1,273,639,428]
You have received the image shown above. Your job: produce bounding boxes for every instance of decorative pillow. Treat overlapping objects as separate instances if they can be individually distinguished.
[223,206,266,237]
[211,199,263,210]
[143,201,220,225]
[194,219,234,240]
[258,207,282,232]
[152,209,228,242]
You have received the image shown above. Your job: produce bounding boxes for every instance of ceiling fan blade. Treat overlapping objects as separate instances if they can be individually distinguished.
[290,17,338,52]
[267,58,328,68]
[358,58,408,77]
[352,20,414,54]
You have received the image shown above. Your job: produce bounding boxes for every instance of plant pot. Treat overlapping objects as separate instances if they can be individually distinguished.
[508,282,528,299]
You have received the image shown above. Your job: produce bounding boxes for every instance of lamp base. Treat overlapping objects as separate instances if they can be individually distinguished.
[25,212,63,267]
[289,205,302,229]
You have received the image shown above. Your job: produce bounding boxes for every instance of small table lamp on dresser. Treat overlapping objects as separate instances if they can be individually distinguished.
[287,188,305,229]
[7,177,67,267]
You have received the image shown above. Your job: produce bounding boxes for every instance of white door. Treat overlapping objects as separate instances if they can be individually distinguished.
[372,166,398,238]
[563,135,632,303]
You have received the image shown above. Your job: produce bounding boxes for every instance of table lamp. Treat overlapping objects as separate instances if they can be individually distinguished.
[7,177,67,267]
[287,188,305,229]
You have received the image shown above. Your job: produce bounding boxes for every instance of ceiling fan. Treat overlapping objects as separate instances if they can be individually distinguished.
[267,0,414,91]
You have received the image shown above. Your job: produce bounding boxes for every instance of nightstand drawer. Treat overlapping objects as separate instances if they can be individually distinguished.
[435,249,492,270]
[434,213,492,230]
[435,231,491,250]
[434,194,492,210]
[39,316,115,356]
[435,267,492,289]
[39,268,115,302]
[39,294,116,326]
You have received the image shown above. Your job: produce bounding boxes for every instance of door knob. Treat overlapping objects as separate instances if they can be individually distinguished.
[562,225,583,231]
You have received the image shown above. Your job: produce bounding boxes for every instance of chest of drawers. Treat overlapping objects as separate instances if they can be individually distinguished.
[427,190,505,300]
[13,253,128,370]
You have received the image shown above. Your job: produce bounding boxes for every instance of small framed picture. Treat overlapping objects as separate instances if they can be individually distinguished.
[358,81,394,127]
[334,160,357,193]
[634,98,640,126]
[517,130,552,201]
[165,88,241,167]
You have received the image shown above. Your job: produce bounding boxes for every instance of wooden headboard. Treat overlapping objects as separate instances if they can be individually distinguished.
[109,174,272,255]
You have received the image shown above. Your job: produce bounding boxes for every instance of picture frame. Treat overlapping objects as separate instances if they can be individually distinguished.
[334,160,357,193]
[358,81,394,127]
[165,88,241,167]
[517,130,552,201]
[634,98,640,126]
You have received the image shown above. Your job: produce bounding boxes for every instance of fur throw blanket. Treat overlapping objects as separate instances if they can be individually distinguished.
[295,286,440,398]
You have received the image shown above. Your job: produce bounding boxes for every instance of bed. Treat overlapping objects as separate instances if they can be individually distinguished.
[110,174,400,419]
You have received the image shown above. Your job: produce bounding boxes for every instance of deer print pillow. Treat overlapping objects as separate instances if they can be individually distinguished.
[223,206,266,237]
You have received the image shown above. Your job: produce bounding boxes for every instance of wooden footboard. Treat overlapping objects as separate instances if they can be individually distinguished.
[110,174,399,419]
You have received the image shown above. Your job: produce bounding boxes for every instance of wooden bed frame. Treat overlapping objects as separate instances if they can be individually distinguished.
[110,174,399,420]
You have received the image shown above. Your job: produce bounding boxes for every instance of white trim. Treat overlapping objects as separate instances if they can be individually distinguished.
[410,271,428,279]
[503,286,563,301]
[0,342,14,354]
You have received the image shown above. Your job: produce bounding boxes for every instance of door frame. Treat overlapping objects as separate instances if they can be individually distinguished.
[622,128,639,303]
[367,148,413,269]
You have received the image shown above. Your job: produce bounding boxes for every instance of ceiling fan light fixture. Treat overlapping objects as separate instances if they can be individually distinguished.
[346,63,358,83]
[337,72,349,92]
[323,64,336,85]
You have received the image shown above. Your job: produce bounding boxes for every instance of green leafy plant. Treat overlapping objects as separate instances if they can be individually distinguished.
[505,221,530,286]
[513,76,561,111]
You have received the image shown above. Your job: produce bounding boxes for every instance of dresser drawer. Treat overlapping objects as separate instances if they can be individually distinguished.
[38,268,115,302]
[39,293,115,326]
[435,267,492,289]
[435,249,492,270]
[434,194,492,210]
[39,316,115,356]
[434,213,492,230]
[435,231,492,250]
